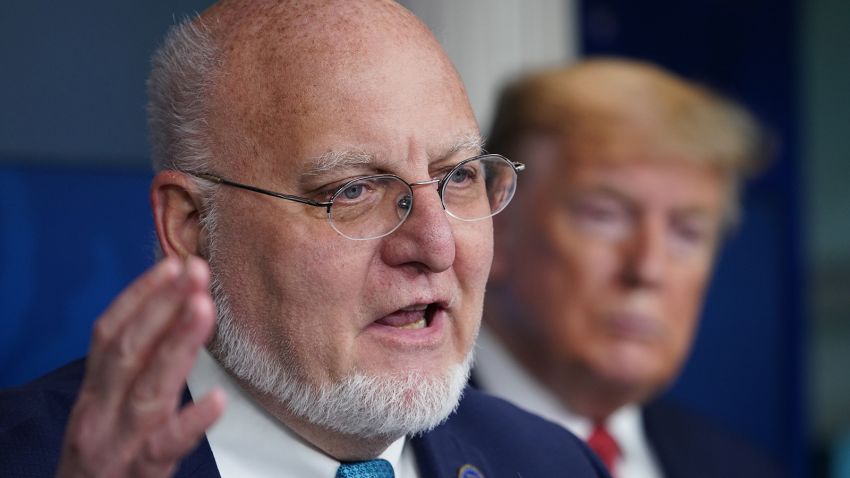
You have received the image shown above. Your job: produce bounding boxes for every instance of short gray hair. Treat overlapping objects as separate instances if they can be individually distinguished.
[147,17,220,178]
[147,17,223,248]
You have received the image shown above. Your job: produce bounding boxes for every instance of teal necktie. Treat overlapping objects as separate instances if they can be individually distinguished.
[335,458,395,478]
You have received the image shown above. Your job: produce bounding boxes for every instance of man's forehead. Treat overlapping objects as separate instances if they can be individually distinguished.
[197,0,471,177]
[562,157,726,208]
[202,0,434,66]
[560,150,720,182]
[202,0,416,38]
[198,0,450,114]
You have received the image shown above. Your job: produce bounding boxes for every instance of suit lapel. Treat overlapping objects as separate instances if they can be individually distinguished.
[643,401,691,478]
[173,436,222,478]
[411,426,491,478]
[173,387,222,477]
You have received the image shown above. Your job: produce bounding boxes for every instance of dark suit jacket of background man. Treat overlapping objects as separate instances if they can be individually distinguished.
[469,372,785,478]
[0,360,611,477]
[642,400,787,478]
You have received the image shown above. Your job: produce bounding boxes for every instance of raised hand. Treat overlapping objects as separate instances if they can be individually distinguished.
[56,256,225,478]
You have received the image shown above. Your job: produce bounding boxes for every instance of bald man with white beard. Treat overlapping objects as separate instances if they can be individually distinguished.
[0,1,608,477]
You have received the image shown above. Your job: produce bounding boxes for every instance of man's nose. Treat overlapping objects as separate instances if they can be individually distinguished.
[380,183,456,273]
[621,215,667,288]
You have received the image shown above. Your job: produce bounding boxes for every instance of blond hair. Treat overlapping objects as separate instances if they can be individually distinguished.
[487,57,767,226]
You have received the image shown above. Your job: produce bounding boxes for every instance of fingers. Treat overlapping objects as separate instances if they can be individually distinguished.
[143,389,227,464]
[123,289,216,433]
[91,258,182,347]
[59,256,223,478]
[61,389,227,478]
[84,257,210,400]
[128,390,226,478]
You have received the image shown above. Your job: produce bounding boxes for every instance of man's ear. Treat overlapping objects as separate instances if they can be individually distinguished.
[151,170,207,259]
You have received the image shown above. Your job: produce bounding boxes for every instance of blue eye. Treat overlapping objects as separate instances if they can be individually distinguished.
[397,194,412,210]
[452,169,469,183]
[568,198,632,241]
[341,184,363,200]
[449,165,478,185]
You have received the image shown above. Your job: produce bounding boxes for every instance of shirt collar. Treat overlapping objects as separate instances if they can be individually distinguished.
[187,347,408,478]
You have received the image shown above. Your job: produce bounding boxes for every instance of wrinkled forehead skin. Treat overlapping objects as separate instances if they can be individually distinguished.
[197,0,475,180]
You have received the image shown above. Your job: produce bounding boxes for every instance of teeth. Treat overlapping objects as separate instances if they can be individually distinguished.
[397,318,427,330]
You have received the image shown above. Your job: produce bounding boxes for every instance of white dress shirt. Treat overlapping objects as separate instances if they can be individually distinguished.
[474,326,664,478]
[187,348,420,478]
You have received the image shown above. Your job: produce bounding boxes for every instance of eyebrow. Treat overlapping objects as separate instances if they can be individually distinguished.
[301,132,484,178]
[439,132,485,159]
[303,150,374,178]
[573,186,719,221]
[572,185,633,202]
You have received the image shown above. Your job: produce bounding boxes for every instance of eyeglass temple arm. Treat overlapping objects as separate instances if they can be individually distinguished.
[189,172,331,208]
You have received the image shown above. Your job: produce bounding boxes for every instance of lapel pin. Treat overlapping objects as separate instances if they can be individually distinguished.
[458,464,484,478]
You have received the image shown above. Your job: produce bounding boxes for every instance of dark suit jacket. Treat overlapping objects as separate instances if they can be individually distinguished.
[643,400,787,478]
[0,359,610,477]
[469,372,785,478]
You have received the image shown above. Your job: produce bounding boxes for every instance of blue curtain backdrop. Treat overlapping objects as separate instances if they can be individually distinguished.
[579,0,805,476]
[0,165,154,386]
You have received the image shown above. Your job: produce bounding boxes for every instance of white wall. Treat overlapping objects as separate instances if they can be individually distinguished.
[398,0,578,135]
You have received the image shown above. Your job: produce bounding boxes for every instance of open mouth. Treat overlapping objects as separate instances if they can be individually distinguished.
[374,303,439,330]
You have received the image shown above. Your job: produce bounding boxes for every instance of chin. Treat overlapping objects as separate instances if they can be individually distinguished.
[590,347,671,390]
[298,352,475,438]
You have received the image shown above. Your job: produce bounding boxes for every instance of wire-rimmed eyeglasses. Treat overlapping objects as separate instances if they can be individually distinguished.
[188,153,525,240]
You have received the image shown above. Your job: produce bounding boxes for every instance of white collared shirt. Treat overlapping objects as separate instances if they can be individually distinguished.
[474,326,664,478]
[187,348,420,478]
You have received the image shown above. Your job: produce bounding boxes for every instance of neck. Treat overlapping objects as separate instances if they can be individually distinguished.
[543,367,635,422]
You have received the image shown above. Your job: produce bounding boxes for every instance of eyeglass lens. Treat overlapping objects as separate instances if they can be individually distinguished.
[328,155,518,240]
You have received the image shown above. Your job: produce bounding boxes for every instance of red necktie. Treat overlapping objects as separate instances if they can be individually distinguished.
[587,424,620,476]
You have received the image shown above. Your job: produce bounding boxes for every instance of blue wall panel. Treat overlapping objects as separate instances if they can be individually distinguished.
[0,166,154,387]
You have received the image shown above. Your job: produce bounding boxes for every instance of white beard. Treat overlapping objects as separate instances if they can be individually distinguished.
[206,272,474,439]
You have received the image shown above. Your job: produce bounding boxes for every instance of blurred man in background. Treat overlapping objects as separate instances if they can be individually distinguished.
[478,58,784,477]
